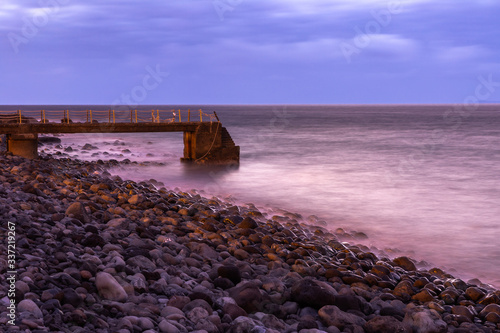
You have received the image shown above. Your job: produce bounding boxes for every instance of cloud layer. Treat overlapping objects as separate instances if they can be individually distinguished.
[1,0,499,104]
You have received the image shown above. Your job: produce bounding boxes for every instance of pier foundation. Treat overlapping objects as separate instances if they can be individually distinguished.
[182,122,239,165]
[6,134,39,159]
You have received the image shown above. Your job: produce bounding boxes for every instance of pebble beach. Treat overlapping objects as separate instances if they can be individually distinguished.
[1,147,500,333]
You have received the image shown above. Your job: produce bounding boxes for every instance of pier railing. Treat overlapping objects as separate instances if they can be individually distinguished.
[0,109,218,124]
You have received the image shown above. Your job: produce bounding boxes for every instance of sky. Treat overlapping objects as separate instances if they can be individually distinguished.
[1,0,500,105]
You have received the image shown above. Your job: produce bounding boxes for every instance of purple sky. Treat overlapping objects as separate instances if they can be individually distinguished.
[1,0,500,105]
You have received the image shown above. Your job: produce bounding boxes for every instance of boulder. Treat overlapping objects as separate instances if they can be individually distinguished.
[228,281,268,313]
[402,305,446,333]
[318,305,366,330]
[65,202,90,223]
[364,316,410,333]
[18,299,43,319]
[292,278,338,309]
[95,272,128,302]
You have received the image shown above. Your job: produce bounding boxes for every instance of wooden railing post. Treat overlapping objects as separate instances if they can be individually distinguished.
[199,109,202,122]
[18,110,21,124]
[113,110,115,123]
[157,109,159,123]
[178,109,181,122]
[135,109,138,123]
[188,109,191,122]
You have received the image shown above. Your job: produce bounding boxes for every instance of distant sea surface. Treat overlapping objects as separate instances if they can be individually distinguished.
[10,104,500,287]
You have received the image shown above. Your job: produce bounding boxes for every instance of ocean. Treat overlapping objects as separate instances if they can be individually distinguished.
[8,104,500,287]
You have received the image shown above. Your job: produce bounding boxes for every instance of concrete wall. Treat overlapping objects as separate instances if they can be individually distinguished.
[6,134,39,159]
[182,122,239,164]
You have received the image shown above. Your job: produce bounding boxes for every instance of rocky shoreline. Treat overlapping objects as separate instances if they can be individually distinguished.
[1,151,500,333]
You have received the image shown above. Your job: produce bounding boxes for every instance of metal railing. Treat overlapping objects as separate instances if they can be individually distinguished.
[0,109,218,124]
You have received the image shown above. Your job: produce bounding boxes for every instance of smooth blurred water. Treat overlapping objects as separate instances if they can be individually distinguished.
[13,104,500,287]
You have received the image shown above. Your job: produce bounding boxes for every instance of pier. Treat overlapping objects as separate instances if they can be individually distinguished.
[0,109,240,164]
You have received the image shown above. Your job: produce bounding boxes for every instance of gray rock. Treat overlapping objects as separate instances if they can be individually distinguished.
[402,305,446,333]
[194,318,220,333]
[228,281,268,313]
[159,319,181,333]
[364,316,410,333]
[318,305,366,330]
[187,307,210,322]
[227,316,266,333]
[126,255,156,271]
[187,242,219,261]
[95,272,128,302]
[18,299,43,319]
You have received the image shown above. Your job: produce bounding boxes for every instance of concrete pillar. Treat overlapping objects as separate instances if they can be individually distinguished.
[182,131,195,161]
[6,134,39,159]
[181,122,239,164]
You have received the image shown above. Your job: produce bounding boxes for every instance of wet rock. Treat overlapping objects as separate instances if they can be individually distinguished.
[451,305,474,322]
[439,287,460,305]
[39,136,62,144]
[484,312,500,323]
[412,289,435,303]
[128,194,144,205]
[479,303,500,317]
[237,217,258,229]
[82,143,98,150]
[393,280,415,302]
[464,287,486,302]
[392,256,417,271]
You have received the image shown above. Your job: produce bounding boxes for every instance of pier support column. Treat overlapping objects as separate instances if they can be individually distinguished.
[182,131,195,161]
[181,122,239,165]
[6,134,39,159]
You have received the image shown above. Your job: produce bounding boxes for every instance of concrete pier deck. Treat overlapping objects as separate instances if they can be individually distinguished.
[0,109,239,164]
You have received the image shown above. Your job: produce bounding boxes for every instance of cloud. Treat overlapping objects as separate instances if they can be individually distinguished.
[0,0,499,103]
[365,34,420,57]
[434,45,489,63]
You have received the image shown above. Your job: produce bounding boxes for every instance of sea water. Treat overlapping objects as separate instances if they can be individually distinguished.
[11,104,500,287]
